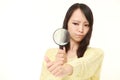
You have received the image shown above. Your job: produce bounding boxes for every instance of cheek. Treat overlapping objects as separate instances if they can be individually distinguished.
[68,28,73,36]
[84,29,89,35]
[68,26,75,35]
[67,21,74,31]
[68,24,72,32]
[68,24,76,32]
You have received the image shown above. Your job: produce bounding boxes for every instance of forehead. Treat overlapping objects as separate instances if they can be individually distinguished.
[70,8,88,22]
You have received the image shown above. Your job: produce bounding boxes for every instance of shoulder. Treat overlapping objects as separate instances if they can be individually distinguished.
[87,47,104,53]
[84,47,104,57]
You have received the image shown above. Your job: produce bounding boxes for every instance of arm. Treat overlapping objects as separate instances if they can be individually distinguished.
[40,61,49,80]
[67,48,104,79]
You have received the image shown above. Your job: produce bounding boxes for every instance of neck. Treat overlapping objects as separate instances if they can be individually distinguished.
[67,40,79,59]
[69,40,79,52]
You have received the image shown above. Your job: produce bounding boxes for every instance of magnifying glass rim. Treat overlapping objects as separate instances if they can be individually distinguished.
[53,28,69,46]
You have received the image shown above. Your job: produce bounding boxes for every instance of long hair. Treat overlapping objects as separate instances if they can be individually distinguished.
[60,3,94,58]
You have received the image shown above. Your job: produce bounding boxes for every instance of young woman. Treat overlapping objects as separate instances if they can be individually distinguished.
[40,3,104,80]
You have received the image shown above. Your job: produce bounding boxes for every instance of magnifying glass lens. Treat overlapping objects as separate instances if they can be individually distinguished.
[53,28,70,46]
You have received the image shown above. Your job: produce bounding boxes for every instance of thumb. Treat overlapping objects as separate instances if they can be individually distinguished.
[44,56,51,63]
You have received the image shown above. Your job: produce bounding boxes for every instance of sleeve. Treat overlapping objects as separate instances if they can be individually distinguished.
[67,48,104,80]
[40,61,48,80]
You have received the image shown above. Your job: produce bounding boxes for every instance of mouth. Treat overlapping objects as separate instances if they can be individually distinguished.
[76,33,84,36]
[75,35,84,38]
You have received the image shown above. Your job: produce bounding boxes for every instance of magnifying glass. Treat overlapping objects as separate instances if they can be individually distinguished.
[53,28,70,47]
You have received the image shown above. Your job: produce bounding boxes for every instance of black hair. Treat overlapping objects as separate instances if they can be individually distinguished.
[60,3,94,58]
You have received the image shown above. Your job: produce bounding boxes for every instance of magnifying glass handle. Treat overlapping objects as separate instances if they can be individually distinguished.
[59,45,64,50]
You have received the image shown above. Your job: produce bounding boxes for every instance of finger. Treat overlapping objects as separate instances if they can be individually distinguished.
[56,54,66,63]
[54,67,63,77]
[47,62,53,69]
[44,56,53,68]
[48,61,62,72]
[56,49,67,63]
[45,56,53,68]
[57,49,62,54]
[57,50,65,56]
[56,49,65,60]
[51,66,62,76]
[54,70,61,77]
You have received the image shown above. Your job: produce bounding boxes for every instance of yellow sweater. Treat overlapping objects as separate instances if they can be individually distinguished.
[40,47,104,80]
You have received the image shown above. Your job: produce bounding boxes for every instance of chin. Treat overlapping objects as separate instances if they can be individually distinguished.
[75,39,82,43]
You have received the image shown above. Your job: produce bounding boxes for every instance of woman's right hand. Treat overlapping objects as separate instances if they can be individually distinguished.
[44,47,69,77]
[45,55,73,78]
[55,47,67,65]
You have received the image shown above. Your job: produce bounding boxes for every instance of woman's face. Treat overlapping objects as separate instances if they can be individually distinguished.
[68,8,90,43]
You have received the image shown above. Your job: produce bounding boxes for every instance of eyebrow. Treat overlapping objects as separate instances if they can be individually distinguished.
[72,20,89,24]
[72,20,81,23]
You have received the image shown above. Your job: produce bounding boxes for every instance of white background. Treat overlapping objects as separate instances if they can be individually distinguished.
[0,0,120,80]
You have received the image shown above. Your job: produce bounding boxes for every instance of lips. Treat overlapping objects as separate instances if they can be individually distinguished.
[75,34,83,38]
[76,33,84,36]
[75,32,84,36]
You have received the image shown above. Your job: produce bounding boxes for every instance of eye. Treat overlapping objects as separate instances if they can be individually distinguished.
[84,24,89,27]
[73,22,79,25]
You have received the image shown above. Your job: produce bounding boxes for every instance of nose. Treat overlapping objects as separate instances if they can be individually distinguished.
[78,25,83,33]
